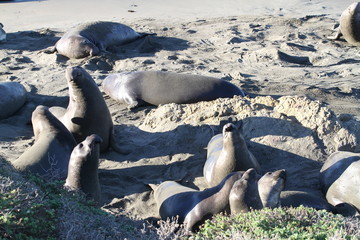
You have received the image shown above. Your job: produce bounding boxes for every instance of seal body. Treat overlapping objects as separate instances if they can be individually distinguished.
[64,134,102,205]
[0,82,27,119]
[12,105,77,179]
[54,66,119,153]
[257,169,286,208]
[320,151,360,211]
[203,122,260,187]
[152,171,244,232]
[102,71,246,108]
[280,189,333,211]
[229,168,262,214]
[49,21,144,59]
[332,2,360,45]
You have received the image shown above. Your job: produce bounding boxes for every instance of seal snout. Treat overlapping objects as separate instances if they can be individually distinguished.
[86,134,103,149]
[65,66,83,81]
[224,123,236,133]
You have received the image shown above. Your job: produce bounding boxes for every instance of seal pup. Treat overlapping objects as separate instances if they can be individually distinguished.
[12,105,77,179]
[319,151,360,212]
[102,71,246,108]
[51,66,123,153]
[257,169,286,208]
[64,134,102,205]
[0,82,27,119]
[150,171,244,232]
[229,168,262,214]
[45,21,150,59]
[203,122,260,187]
[330,2,360,46]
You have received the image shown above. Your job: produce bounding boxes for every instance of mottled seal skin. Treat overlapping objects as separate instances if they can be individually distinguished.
[52,66,122,153]
[64,134,102,205]
[203,122,260,187]
[151,171,244,232]
[229,168,262,214]
[258,169,286,208]
[12,105,77,179]
[46,21,146,59]
[102,71,246,108]
[331,2,360,46]
[0,82,27,119]
[320,151,360,213]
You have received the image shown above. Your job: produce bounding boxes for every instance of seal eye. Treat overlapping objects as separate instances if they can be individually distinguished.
[78,143,83,148]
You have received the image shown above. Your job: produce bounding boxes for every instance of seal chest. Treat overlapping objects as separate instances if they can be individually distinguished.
[258,169,286,208]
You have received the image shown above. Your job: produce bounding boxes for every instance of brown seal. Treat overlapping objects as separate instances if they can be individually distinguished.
[203,122,260,187]
[12,105,77,179]
[102,71,246,108]
[320,151,360,214]
[257,169,286,208]
[64,134,102,205]
[330,2,360,46]
[229,168,262,214]
[150,171,244,232]
[51,66,123,153]
[45,21,149,59]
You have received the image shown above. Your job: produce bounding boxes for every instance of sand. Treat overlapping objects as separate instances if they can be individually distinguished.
[1,0,360,221]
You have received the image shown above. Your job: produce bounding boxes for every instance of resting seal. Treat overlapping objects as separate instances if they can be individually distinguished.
[319,151,360,213]
[280,189,333,211]
[150,171,244,232]
[12,105,76,179]
[45,21,149,59]
[51,66,123,153]
[64,134,102,205]
[0,82,27,119]
[330,2,360,46]
[229,168,262,214]
[102,71,246,108]
[257,169,286,208]
[203,122,260,187]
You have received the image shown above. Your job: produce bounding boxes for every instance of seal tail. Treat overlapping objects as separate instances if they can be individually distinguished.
[42,45,57,54]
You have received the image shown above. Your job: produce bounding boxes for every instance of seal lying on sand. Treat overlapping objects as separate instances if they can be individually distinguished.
[150,171,244,232]
[330,2,360,46]
[102,71,246,108]
[50,66,124,153]
[0,82,27,119]
[64,134,102,205]
[203,122,260,187]
[257,169,286,208]
[319,151,360,213]
[45,21,150,59]
[12,105,76,179]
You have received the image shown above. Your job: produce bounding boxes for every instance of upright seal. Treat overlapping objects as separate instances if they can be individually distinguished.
[102,71,246,108]
[12,105,77,179]
[203,122,260,187]
[51,66,123,153]
[150,171,244,232]
[45,21,149,59]
[257,169,286,208]
[64,134,103,205]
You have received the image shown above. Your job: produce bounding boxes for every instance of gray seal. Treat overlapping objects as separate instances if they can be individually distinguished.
[102,71,246,108]
[45,21,148,59]
[203,122,260,187]
[64,134,102,205]
[0,82,27,119]
[280,189,333,211]
[51,66,123,153]
[229,168,262,214]
[320,151,360,213]
[12,105,77,179]
[258,169,286,208]
[150,171,244,232]
[330,2,360,46]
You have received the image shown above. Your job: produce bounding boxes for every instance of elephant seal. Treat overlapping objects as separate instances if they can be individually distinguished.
[280,189,333,211]
[257,169,286,208]
[319,151,360,213]
[0,82,27,119]
[0,23,6,42]
[203,122,260,187]
[330,2,360,46]
[12,105,77,179]
[229,168,262,214]
[102,71,246,108]
[45,21,149,59]
[64,134,102,205]
[150,171,244,232]
[51,66,123,153]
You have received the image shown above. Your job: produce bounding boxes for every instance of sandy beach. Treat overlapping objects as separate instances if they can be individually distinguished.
[1,0,360,223]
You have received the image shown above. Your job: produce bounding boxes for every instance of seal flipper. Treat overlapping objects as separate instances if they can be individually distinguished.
[328,28,343,40]
[42,45,57,54]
